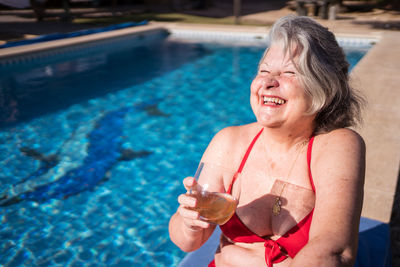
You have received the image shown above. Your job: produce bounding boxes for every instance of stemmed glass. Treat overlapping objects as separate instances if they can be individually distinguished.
[187,162,239,225]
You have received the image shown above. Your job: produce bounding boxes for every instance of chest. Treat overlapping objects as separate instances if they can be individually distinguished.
[233,154,315,238]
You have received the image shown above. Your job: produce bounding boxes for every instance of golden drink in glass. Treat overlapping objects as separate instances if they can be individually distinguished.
[188,162,239,225]
[189,191,238,225]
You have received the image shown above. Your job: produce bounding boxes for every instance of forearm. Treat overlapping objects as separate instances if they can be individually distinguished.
[290,235,356,267]
[169,212,213,252]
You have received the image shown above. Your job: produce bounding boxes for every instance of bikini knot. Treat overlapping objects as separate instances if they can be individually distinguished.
[264,240,287,267]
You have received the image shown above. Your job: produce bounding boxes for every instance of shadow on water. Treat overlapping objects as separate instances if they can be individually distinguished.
[0,34,211,129]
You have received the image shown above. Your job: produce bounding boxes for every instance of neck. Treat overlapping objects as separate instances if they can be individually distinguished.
[258,125,312,184]
[258,124,313,153]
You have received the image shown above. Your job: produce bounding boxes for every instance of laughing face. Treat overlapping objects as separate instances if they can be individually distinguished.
[250,44,315,130]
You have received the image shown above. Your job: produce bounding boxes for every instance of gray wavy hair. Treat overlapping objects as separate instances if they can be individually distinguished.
[263,15,365,134]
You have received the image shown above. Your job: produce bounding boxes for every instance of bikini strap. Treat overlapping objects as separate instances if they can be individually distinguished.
[238,128,264,173]
[307,136,316,193]
[227,128,264,194]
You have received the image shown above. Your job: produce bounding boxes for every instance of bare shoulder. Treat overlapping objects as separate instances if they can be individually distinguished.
[201,123,259,166]
[314,128,365,157]
[213,123,258,142]
[312,128,366,187]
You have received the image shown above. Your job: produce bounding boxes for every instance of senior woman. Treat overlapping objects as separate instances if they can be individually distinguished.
[169,15,365,267]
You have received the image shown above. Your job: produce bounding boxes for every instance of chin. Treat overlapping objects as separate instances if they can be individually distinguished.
[257,119,281,128]
[255,113,280,127]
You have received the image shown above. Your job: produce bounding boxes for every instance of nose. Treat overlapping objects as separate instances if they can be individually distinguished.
[261,75,279,90]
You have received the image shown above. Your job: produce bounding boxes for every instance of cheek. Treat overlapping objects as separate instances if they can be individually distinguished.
[283,77,305,98]
[250,78,261,105]
[249,80,259,111]
[289,82,312,111]
[250,77,262,94]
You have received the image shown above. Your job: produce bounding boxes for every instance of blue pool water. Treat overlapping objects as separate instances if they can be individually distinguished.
[0,32,370,266]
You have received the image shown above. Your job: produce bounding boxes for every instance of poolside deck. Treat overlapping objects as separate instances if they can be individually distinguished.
[0,2,399,263]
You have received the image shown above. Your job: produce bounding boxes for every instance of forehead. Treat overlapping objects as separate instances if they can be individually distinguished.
[260,43,299,66]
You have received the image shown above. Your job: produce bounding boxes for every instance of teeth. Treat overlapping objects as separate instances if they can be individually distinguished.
[263,96,285,105]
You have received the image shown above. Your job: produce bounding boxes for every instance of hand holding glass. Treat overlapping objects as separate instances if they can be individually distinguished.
[187,162,238,225]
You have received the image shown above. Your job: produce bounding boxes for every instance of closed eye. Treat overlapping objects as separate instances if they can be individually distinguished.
[283,71,296,76]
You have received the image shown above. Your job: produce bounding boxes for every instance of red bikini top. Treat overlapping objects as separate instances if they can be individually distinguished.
[219,128,316,267]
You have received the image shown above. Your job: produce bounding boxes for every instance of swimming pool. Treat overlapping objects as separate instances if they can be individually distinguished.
[0,29,373,266]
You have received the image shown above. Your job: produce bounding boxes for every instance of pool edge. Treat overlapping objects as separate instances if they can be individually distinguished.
[0,24,167,62]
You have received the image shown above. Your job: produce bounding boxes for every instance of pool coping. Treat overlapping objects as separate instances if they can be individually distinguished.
[160,22,381,48]
[0,22,381,60]
[0,24,166,63]
[0,22,398,223]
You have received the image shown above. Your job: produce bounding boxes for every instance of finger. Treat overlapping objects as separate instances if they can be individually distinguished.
[191,219,211,229]
[177,205,199,220]
[183,177,196,190]
[177,206,211,229]
[184,217,211,229]
[178,207,211,229]
[178,193,197,207]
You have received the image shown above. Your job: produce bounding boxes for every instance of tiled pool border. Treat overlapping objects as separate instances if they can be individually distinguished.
[167,28,379,48]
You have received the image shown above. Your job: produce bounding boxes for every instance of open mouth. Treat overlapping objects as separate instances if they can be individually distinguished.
[263,96,286,106]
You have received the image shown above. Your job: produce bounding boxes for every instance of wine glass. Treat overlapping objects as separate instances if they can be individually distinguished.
[188,162,239,225]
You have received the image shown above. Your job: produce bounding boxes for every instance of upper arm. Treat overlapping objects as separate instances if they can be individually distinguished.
[197,126,243,192]
[309,128,366,256]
